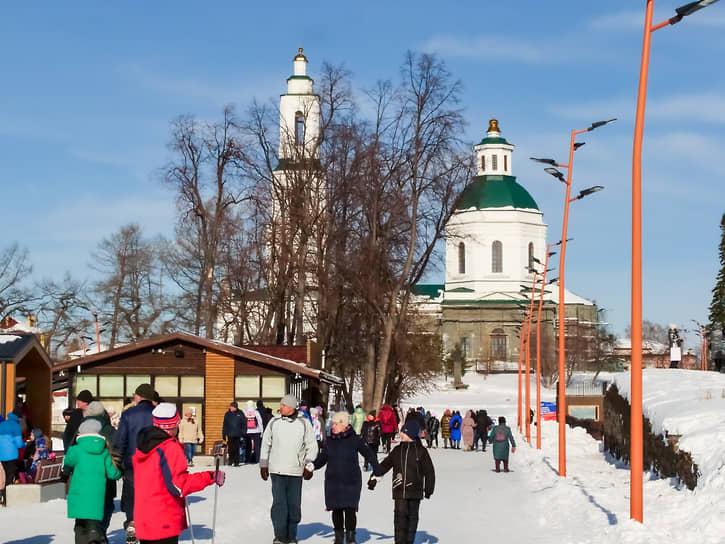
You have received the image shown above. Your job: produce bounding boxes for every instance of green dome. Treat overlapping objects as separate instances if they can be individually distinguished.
[456,175,539,211]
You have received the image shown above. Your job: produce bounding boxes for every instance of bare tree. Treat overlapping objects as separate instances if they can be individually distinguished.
[162,107,249,338]
[0,243,34,321]
[34,274,88,358]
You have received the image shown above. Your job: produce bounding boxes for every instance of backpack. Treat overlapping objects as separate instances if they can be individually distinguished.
[451,417,460,430]
[246,410,257,430]
[494,428,506,442]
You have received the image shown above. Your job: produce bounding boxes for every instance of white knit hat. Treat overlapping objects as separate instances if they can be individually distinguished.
[78,419,102,435]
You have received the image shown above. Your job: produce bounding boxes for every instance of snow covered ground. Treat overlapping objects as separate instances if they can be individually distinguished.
[4,371,725,543]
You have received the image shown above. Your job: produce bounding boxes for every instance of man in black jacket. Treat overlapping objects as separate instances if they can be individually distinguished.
[62,389,93,451]
[222,401,246,466]
[114,383,156,544]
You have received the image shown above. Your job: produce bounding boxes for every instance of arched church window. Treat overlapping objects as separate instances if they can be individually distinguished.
[492,154,498,171]
[490,328,506,360]
[528,242,534,271]
[492,240,503,273]
[295,111,305,146]
[458,242,466,274]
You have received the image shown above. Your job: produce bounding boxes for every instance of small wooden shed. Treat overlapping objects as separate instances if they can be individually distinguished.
[0,333,53,434]
[52,332,342,453]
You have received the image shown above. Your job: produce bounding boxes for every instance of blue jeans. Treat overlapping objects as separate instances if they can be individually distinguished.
[270,474,303,541]
[184,443,196,463]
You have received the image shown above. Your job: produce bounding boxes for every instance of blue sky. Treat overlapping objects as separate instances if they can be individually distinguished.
[2,1,724,343]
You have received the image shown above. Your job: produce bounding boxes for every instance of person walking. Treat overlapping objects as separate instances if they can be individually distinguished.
[62,419,122,544]
[222,401,245,466]
[259,394,318,544]
[359,411,382,471]
[83,401,118,536]
[439,410,452,449]
[244,400,264,464]
[351,405,365,435]
[114,383,156,544]
[369,419,435,544]
[0,412,23,504]
[461,410,476,451]
[314,411,380,544]
[489,416,516,472]
[378,405,397,454]
[475,410,491,452]
[449,411,463,449]
[133,403,224,544]
[63,389,93,451]
[178,409,204,466]
[425,413,439,449]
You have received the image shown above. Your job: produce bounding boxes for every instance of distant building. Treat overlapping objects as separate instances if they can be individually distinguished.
[413,119,599,371]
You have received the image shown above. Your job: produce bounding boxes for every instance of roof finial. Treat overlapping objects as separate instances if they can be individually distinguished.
[488,117,500,134]
[294,47,307,61]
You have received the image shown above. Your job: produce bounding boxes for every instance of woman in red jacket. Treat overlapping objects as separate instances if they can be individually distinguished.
[133,403,225,544]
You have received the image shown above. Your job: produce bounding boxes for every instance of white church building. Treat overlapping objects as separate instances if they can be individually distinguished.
[413,118,598,371]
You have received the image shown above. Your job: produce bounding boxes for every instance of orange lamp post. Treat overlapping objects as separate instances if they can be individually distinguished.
[531,122,612,477]
[532,241,561,450]
[631,0,719,522]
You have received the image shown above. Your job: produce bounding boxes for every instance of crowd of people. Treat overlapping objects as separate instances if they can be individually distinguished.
[1,391,517,544]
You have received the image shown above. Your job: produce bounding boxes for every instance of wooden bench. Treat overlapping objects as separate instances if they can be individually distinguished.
[5,455,66,508]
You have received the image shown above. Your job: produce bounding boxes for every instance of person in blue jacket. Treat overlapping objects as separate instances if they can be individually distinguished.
[0,412,24,504]
[314,411,379,544]
[449,411,463,449]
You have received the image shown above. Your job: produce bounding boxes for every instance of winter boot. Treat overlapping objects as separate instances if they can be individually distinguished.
[346,530,357,544]
[333,529,344,544]
[125,522,138,544]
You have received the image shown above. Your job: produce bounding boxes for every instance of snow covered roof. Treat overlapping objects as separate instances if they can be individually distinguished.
[615,338,668,354]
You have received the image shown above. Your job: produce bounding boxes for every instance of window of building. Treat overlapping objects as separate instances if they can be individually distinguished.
[504,155,508,171]
[458,242,466,274]
[481,155,486,171]
[74,375,97,397]
[492,240,503,273]
[126,375,151,397]
[490,328,507,360]
[235,376,260,398]
[154,375,179,399]
[262,375,286,398]
[460,337,470,359]
[492,154,498,171]
[98,375,124,397]
[295,111,305,146]
[180,376,205,397]
[528,242,534,271]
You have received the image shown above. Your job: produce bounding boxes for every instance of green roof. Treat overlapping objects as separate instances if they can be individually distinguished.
[446,287,474,293]
[456,175,539,211]
[411,284,444,298]
[477,136,511,145]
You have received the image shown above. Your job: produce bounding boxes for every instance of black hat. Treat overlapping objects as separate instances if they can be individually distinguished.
[76,390,94,404]
[401,419,421,439]
[134,383,155,400]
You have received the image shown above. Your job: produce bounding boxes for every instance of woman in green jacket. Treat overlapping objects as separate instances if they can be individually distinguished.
[488,416,516,473]
[63,419,122,544]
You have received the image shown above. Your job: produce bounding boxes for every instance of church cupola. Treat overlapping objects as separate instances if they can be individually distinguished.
[287,47,313,95]
[474,117,515,176]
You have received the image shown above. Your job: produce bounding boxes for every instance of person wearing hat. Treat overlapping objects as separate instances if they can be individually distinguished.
[133,403,224,544]
[114,383,156,543]
[63,389,93,452]
[222,401,245,467]
[62,418,122,544]
[368,419,435,544]
[259,394,318,544]
[82,401,117,536]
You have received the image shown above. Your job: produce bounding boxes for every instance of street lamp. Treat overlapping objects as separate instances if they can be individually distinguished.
[531,120,613,478]
[630,0,719,522]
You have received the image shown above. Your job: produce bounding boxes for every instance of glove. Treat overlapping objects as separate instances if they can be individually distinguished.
[512,447,516,453]
[424,491,432,499]
[212,470,226,487]
[367,476,378,490]
[303,463,314,480]
[260,467,269,481]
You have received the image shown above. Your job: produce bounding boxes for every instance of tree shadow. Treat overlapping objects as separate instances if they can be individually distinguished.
[6,536,54,544]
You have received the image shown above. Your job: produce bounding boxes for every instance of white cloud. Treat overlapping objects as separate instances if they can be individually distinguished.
[589,10,646,31]
[421,35,553,63]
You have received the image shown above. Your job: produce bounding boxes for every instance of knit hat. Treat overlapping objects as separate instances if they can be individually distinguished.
[85,401,106,418]
[247,400,255,410]
[78,419,102,435]
[152,403,180,430]
[400,419,421,439]
[135,383,155,400]
[280,394,298,408]
[76,390,94,404]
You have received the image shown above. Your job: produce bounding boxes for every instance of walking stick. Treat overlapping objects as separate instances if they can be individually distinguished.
[211,453,220,544]
[185,499,196,544]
